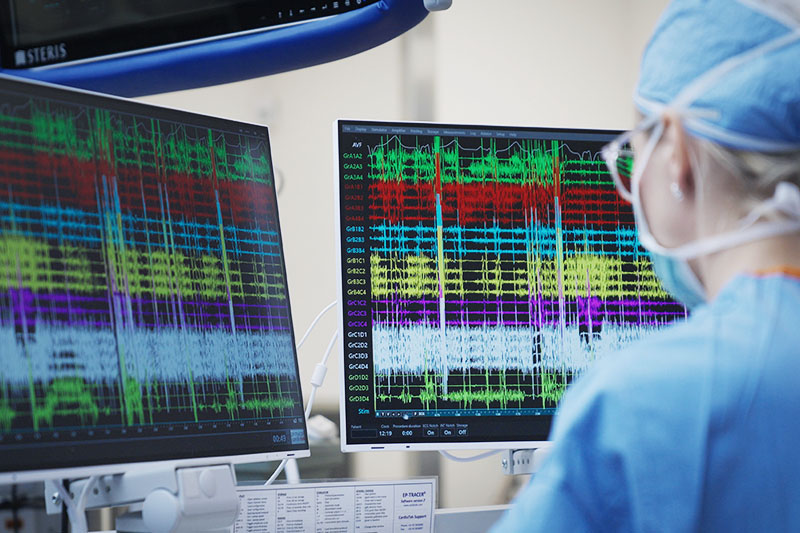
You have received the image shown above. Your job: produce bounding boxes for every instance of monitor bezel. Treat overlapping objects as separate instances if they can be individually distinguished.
[333,118,623,452]
[0,449,310,485]
[0,74,310,481]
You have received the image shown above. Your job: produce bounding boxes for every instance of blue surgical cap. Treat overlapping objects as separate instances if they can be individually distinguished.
[635,0,800,152]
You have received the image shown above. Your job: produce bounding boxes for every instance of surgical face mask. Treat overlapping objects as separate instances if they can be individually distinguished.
[649,252,707,310]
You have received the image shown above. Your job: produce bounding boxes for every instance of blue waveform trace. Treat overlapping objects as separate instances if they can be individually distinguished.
[372,322,665,378]
[1,323,297,386]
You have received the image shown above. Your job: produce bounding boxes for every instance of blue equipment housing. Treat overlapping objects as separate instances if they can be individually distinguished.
[0,0,428,97]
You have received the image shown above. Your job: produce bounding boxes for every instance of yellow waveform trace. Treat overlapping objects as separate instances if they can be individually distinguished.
[0,234,286,301]
[370,251,669,301]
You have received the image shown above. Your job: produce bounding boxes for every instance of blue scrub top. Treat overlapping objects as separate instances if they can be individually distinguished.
[492,273,800,532]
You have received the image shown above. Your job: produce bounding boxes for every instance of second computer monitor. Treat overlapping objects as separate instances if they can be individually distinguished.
[0,76,308,483]
[335,120,687,451]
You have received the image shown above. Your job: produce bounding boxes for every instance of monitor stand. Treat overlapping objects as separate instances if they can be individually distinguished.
[45,464,239,533]
[501,446,552,476]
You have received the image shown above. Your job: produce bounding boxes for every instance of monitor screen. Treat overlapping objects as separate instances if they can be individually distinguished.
[0,0,382,69]
[335,120,687,451]
[0,76,308,481]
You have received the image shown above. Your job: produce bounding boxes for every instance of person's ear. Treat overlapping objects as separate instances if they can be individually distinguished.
[662,111,694,202]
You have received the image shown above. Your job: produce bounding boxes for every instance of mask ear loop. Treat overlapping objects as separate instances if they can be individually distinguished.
[738,182,800,227]
[629,119,668,252]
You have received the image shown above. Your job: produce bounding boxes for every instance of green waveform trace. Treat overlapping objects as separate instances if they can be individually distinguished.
[375,368,572,410]
[539,371,569,406]
[0,401,16,432]
[367,136,608,187]
[9,375,300,432]
[376,369,531,410]
[0,101,271,184]
[32,378,100,430]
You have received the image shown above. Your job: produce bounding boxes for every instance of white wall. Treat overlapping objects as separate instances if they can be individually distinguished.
[138,0,668,508]
[432,0,667,129]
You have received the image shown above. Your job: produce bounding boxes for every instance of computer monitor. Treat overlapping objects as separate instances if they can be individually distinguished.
[334,119,687,452]
[0,75,308,484]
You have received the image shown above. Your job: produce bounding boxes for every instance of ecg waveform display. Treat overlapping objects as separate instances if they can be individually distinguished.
[337,121,687,448]
[0,77,307,473]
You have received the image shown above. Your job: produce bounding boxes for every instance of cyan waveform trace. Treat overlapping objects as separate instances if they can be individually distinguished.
[370,221,643,257]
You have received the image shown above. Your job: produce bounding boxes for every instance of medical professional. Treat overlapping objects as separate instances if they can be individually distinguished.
[492,0,800,530]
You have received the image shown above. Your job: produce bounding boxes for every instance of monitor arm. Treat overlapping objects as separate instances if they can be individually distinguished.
[501,446,553,476]
[45,464,239,533]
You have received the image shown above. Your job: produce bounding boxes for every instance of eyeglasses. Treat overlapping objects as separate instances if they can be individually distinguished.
[601,134,635,203]
[601,115,661,203]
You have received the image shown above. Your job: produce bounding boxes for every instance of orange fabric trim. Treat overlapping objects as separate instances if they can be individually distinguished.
[752,266,800,280]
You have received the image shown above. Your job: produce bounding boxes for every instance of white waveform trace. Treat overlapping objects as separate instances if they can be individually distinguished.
[372,322,660,376]
[1,323,297,386]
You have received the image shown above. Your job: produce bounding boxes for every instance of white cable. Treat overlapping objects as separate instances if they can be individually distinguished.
[439,450,503,463]
[74,475,98,518]
[55,482,82,532]
[265,327,338,487]
[304,331,338,420]
[55,475,98,533]
[319,331,339,370]
[296,301,337,351]
[304,387,319,421]
[264,459,288,486]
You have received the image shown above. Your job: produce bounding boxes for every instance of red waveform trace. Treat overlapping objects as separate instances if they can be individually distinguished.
[0,149,274,227]
[368,180,628,227]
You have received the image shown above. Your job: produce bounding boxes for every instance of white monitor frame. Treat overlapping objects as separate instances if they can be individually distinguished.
[0,449,310,485]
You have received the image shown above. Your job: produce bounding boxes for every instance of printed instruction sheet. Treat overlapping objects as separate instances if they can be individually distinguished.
[233,478,436,533]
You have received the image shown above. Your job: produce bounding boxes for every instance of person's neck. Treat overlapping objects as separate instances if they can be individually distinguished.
[696,234,800,301]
